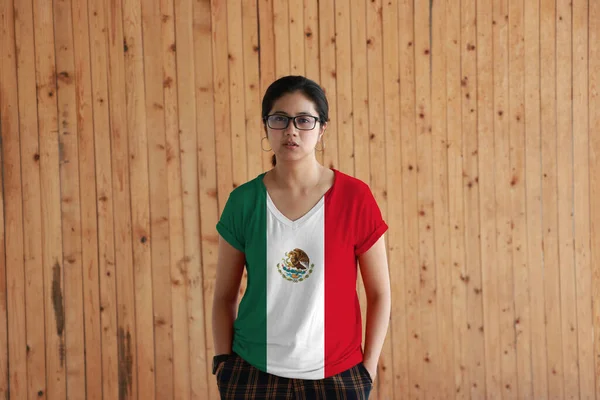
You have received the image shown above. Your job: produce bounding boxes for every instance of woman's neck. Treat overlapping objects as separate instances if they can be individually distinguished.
[270,158,324,192]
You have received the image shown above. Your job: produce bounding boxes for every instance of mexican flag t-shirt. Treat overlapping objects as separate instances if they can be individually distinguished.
[216,169,388,379]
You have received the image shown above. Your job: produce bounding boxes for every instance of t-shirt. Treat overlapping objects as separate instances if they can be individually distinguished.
[216,168,388,379]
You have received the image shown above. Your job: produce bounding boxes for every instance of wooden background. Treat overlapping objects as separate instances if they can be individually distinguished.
[1,0,599,398]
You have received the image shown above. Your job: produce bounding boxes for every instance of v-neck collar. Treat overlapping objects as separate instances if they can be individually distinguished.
[260,169,337,229]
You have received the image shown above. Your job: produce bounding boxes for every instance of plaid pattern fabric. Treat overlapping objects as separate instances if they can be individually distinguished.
[215,353,373,399]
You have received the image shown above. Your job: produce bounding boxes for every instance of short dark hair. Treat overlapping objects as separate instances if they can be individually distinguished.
[261,76,329,166]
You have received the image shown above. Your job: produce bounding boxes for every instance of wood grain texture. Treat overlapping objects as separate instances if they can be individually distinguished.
[105,0,139,397]
[524,0,549,397]
[556,0,580,397]
[414,1,438,397]
[1,1,598,398]
[540,1,565,398]
[32,0,67,396]
[431,0,455,397]
[445,0,470,397]
[383,0,408,397]
[319,0,338,170]
[398,0,421,397]
[8,2,46,398]
[122,0,156,397]
[572,0,595,398]
[589,0,600,398]
[197,0,219,398]
[462,0,487,396]
[141,0,175,396]
[71,0,103,396]
[88,0,120,396]
[53,0,87,397]
[508,0,533,397]
[161,0,191,397]
[176,0,206,397]
[1,1,27,398]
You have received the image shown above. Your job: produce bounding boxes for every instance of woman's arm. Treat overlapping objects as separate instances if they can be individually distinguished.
[212,236,246,355]
[358,234,391,381]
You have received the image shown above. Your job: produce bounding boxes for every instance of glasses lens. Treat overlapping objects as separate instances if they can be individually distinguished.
[294,116,317,130]
[267,115,289,129]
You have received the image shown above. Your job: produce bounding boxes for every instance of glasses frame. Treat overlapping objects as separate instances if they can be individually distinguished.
[263,114,321,131]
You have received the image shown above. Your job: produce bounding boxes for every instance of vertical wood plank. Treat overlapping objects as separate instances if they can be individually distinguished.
[122,0,156,397]
[445,0,469,396]
[303,0,319,83]
[197,0,220,397]
[209,2,233,397]
[0,117,10,399]
[589,0,600,397]
[32,0,67,395]
[461,0,487,395]
[53,0,87,397]
[383,0,409,396]
[572,0,595,397]
[303,0,320,173]
[288,0,305,76]
[414,1,439,397]
[272,0,290,77]
[540,0,565,397]
[319,0,338,170]
[478,0,501,394]
[71,0,103,396]
[141,0,175,396]
[258,0,276,169]
[524,0,548,397]
[491,0,519,395]
[211,0,234,215]
[111,10,142,400]
[556,0,580,397]
[0,1,28,397]
[227,0,248,189]
[104,0,139,396]
[365,2,391,398]
[175,0,206,396]
[335,0,354,176]
[242,0,263,180]
[160,0,191,397]
[350,0,368,184]
[88,0,119,396]
[0,38,10,393]
[507,0,533,397]
[10,0,48,397]
[398,0,421,397]
[349,3,371,386]
[431,0,455,397]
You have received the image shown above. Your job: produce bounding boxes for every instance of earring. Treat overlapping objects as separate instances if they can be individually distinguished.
[315,137,325,152]
[261,137,272,152]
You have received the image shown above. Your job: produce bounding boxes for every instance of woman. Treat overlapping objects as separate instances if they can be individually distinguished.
[212,75,391,399]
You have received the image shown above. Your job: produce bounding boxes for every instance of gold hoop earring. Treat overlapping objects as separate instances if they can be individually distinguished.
[261,137,272,152]
[315,137,325,152]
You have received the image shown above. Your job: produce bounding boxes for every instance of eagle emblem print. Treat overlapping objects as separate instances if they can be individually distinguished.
[277,248,315,283]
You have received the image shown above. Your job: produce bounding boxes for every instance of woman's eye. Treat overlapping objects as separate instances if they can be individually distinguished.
[297,117,311,124]
[273,115,287,122]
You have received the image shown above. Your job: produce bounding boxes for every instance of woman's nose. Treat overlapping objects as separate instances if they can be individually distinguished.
[284,123,298,135]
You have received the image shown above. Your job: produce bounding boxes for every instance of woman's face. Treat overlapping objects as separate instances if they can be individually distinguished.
[265,91,326,164]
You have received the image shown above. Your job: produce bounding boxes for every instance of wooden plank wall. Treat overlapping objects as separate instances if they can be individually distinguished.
[0,0,599,398]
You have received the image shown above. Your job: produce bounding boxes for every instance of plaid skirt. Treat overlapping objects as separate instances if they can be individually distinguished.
[215,353,373,400]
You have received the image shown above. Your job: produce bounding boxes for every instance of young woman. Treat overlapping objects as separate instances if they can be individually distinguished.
[212,75,391,399]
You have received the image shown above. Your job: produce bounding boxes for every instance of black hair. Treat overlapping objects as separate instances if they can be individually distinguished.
[261,76,329,166]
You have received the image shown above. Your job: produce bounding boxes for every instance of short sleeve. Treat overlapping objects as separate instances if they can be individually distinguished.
[216,191,246,253]
[354,187,388,256]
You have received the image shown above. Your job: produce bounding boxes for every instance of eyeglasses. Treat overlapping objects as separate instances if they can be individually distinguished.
[264,114,320,130]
